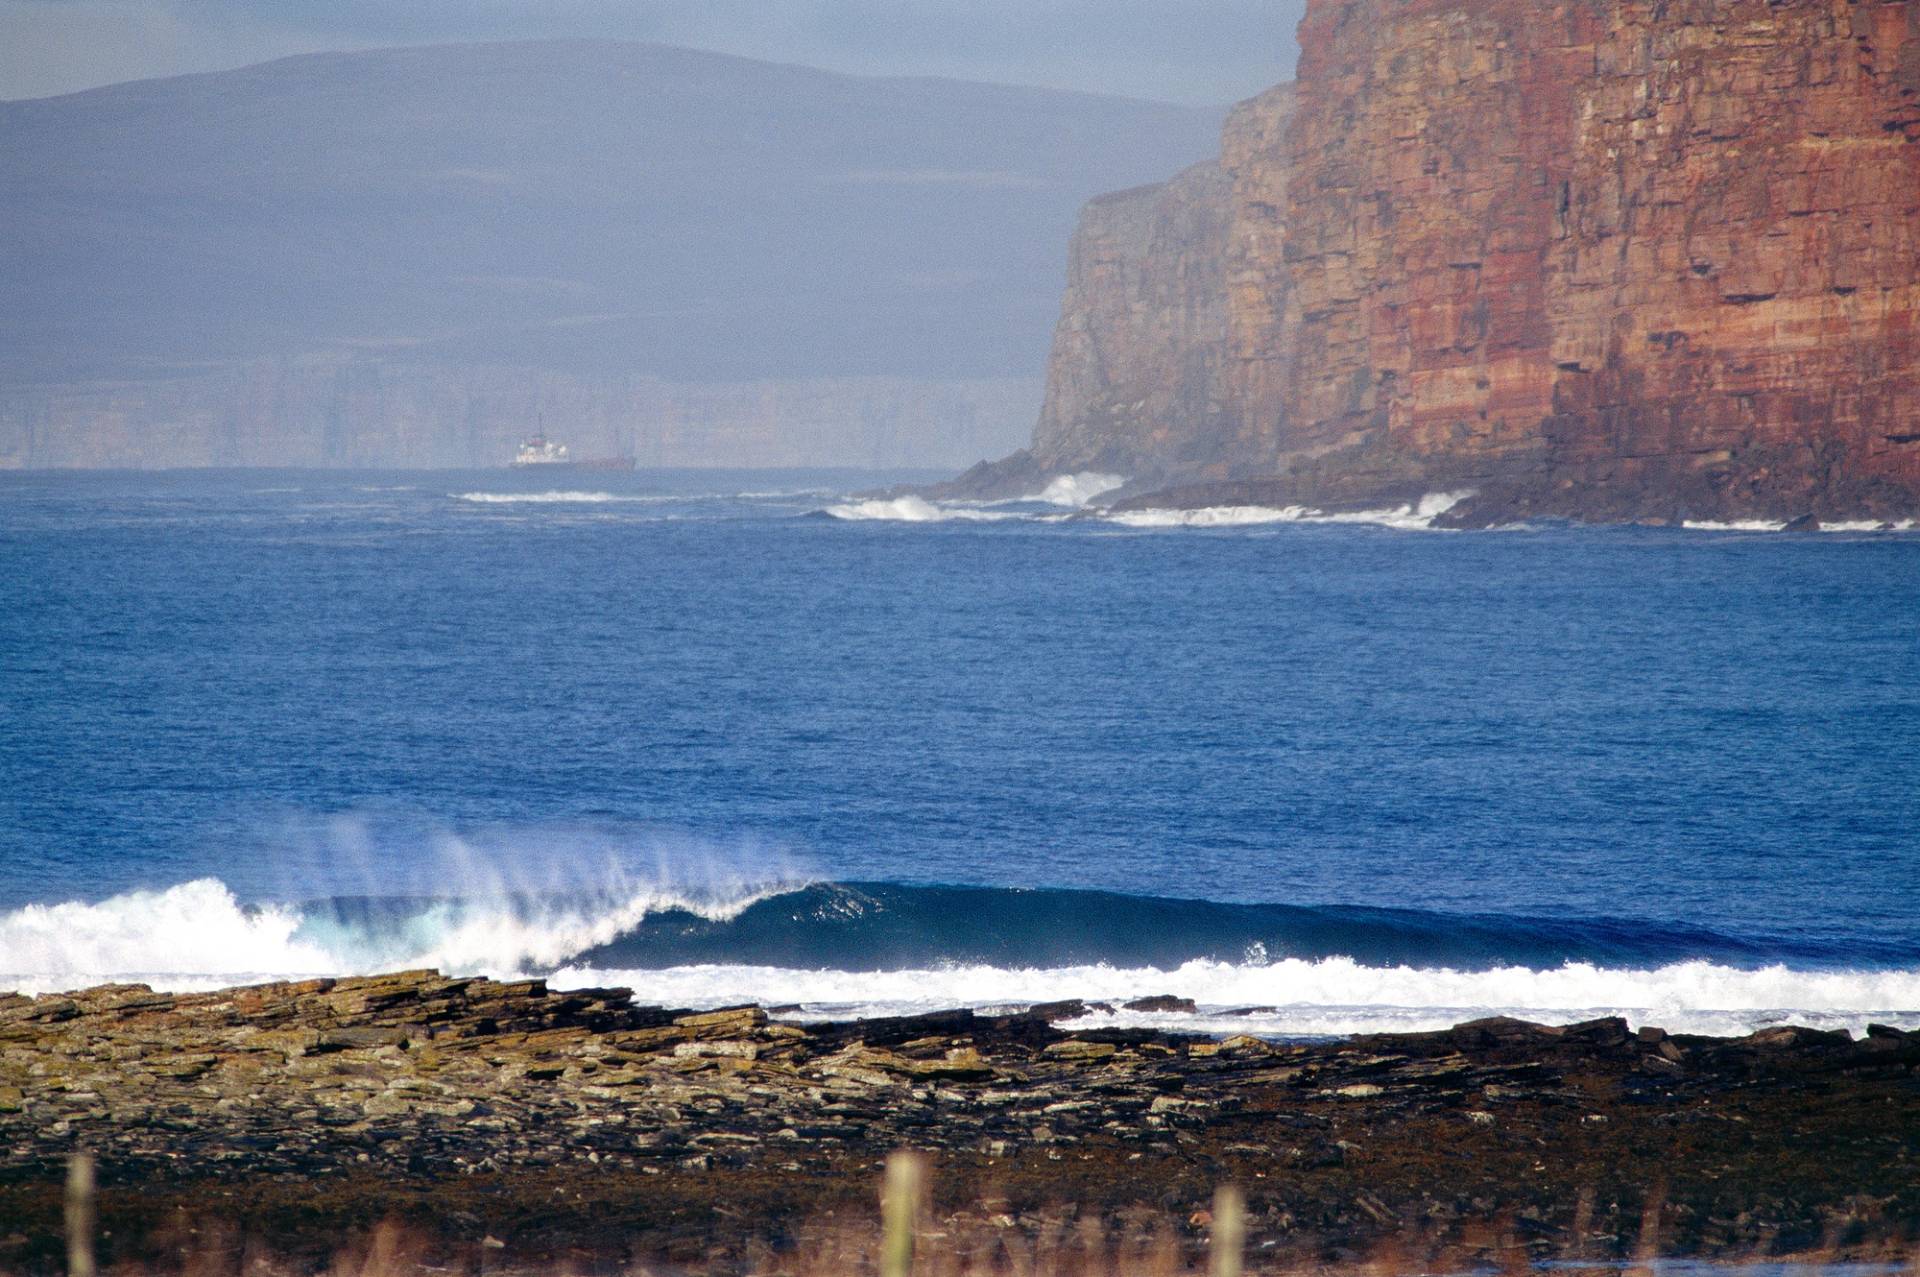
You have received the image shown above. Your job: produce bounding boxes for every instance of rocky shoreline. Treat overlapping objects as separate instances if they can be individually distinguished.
[2,972,1917,1272]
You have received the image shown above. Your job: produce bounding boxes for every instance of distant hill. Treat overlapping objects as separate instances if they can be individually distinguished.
[0,41,1222,468]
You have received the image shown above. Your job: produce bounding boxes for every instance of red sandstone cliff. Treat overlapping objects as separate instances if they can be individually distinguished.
[1267,0,1920,524]
[989,0,1920,526]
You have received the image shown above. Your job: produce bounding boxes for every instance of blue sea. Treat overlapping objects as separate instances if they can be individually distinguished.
[2,469,1917,1039]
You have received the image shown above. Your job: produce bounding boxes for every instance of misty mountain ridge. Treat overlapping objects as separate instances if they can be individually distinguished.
[0,39,1223,467]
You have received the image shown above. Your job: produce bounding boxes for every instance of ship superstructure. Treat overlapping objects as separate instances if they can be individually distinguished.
[509,435,636,471]
[513,435,571,466]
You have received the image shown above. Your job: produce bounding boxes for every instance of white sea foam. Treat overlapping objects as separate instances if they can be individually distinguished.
[822,495,1021,522]
[1681,517,1920,534]
[1029,473,1126,508]
[1109,506,1309,528]
[452,491,644,504]
[1109,491,1471,531]
[8,879,1915,1041]
[0,876,789,995]
[1816,519,1919,533]
[455,491,614,504]
[823,488,1475,528]
[0,879,337,991]
[1680,519,1790,533]
[548,956,1920,1039]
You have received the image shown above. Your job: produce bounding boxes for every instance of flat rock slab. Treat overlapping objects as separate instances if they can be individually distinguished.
[1,973,1916,1272]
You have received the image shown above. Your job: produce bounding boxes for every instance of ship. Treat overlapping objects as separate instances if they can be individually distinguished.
[510,435,636,471]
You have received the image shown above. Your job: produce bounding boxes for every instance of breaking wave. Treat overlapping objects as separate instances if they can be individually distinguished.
[0,880,334,989]
[1029,473,1126,508]
[0,877,790,995]
[3,879,1914,1038]
[818,489,1470,529]
[1680,519,1790,533]
[822,495,1025,523]
[1109,492,1471,531]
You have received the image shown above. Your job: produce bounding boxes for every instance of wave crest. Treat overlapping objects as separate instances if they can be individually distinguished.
[0,876,795,994]
[5,878,1913,1039]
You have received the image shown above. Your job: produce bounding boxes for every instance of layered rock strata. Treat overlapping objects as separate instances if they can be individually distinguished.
[2,972,1918,1271]
[1261,0,1920,524]
[940,89,1294,499]
[936,160,1234,498]
[980,1,1920,525]
[1028,162,1237,482]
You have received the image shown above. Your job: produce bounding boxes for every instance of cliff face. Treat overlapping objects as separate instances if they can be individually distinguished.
[1026,160,1236,482]
[1537,0,1920,522]
[942,88,1294,498]
[1268,0,1920,522]
[996,0,1920,525]
[1219,85,1298,474]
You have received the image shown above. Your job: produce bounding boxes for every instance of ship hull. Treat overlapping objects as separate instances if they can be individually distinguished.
[508,457,637,472]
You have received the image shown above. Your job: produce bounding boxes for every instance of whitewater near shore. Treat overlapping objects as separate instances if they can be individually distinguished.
[6,875,1918,1041]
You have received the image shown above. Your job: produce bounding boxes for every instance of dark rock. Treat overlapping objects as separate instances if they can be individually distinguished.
[1023,1000,1091,1023]
[0,976,1912,1271]
[1737,1025,1854,1051]
[1560,1017,1632,1048]
[1123,996,1199,1014]
[815,1008,978,1047]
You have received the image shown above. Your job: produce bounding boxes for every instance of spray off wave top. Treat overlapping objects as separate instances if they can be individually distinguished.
[2,878,1916,1039]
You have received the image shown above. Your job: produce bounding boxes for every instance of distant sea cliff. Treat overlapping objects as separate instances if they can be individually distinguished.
[954,0,1920,527]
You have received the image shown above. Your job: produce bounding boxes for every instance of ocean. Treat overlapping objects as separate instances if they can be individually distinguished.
[2,469,1917,1039]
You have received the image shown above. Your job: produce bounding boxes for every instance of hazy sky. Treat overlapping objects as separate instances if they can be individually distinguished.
[0,0,1305,104]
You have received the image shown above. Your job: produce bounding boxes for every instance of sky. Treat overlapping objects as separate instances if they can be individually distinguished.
[0,0,1305,104]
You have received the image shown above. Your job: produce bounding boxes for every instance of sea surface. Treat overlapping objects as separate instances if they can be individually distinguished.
[2,469,1918,1039]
